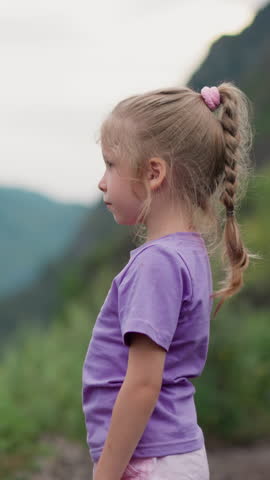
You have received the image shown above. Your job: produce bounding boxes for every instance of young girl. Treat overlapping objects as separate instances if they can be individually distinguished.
[82,82,258,479]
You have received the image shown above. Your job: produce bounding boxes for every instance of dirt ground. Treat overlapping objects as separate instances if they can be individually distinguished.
[21,434,270,480]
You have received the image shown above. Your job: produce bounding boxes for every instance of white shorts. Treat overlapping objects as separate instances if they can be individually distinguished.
[93,444,210,479]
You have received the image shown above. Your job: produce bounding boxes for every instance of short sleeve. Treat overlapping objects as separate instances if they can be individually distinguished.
[118,245,183,352]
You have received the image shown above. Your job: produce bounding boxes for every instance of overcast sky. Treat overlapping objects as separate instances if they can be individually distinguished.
[0,0,268,206]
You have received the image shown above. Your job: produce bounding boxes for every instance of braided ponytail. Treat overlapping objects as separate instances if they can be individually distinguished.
[211,82,261,317]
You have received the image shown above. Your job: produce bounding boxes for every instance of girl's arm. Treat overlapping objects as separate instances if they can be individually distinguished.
[93,333,166,480]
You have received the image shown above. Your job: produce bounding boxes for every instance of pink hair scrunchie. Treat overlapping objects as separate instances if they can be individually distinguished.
[200,86,221,111]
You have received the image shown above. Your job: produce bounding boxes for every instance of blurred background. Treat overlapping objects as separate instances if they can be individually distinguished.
[1,1,270,479]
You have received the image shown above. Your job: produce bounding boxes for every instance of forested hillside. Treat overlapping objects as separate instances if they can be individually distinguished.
[0,187,89,299]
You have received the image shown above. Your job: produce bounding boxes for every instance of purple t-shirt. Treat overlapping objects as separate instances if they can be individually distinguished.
[82,231,213,463]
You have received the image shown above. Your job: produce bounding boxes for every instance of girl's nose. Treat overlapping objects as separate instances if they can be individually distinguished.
[98,175,106,192]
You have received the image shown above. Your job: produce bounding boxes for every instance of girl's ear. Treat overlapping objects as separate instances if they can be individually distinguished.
[147,157,167,189]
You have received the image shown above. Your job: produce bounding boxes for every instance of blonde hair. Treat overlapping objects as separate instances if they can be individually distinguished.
[97,82,261,318]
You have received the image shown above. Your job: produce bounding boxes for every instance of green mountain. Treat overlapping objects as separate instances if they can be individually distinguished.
[0,186,89,300]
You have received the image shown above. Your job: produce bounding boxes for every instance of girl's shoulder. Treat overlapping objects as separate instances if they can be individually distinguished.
[116,242,191,293]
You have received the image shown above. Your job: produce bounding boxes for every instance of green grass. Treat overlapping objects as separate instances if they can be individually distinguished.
[194,305,270,443]
[0,301,93,478]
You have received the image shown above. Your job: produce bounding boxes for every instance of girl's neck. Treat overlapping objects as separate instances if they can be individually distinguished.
[144,198,196,243]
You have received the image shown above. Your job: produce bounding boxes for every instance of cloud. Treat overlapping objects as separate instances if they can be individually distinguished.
[0,14,76,45]
[0,0,266,204]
